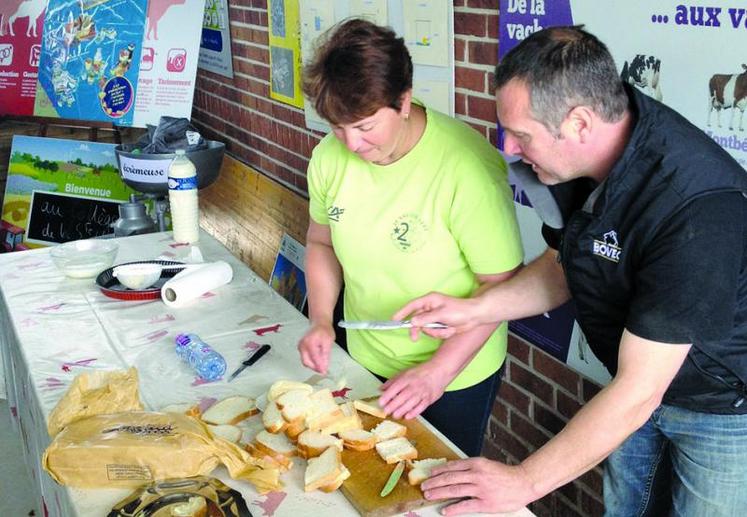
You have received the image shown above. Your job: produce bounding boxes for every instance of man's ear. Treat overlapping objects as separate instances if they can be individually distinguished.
[562,106,594,143]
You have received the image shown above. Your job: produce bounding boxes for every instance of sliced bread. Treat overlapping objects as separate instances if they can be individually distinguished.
[304,446,344,492]
[372,420,407,442]
[338,428,376,451]
[305,389,345,431]
[245,443,292,472]
[407,457,447,485]
[255,429,297,457]
[201,396,257,425]
[268,380,314,401]
[353,398,387,418]
[276,389,313,422]
[262,401,287,433]
[319,466,351,493]
[297,430,343,458]
[207,424,243,444]
[375,437,418,464]
[319,401,363,435]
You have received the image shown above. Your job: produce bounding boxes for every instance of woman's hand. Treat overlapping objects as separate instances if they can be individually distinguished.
[378,362,451,419]
[297,323,336,374]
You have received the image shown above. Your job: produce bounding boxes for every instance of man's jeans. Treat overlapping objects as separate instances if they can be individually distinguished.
[604,404,747,516]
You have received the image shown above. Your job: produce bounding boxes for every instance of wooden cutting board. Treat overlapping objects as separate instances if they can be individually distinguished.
[339,412,461,517]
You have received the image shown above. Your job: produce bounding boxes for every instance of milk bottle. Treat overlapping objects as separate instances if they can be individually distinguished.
[167,150,200,243]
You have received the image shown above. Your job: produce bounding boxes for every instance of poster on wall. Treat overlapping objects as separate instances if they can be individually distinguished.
[133,0,206,127]
[32,0,148,126]
[198,0,234,78]
[268,0,304,108]
[1,135,136,251]
[270,233,307,311]
[0,0,46,117]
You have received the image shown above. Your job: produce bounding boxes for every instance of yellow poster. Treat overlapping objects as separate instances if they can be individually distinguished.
[268,0,304,108]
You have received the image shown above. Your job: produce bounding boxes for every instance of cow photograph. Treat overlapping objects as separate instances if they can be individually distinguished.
[708,65,747,132]
[620,54,663,101]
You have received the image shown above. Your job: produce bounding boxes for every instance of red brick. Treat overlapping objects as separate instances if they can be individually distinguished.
[455,92,467,116]
[557,481,579,506]
[491,399,508,425]
[467,0,499,8]
[468,41,499,66]
[556,390,583,420]
[456,66,487,92]
[579,467,604,495]
[455,38,466,62]
[490,420,530,461]
[509,410,550,451]
[468,94,496,122]
[508,335,530,364]
[488,126,498,147]
[499,380,531,415]
[455,12,486,37]
[581,490,605,516]
[488,14,499,39]
[583,378,603,402]
[481,438,508,463]
[533,348,581,396]
[466,122,488,138]
[509,361,554,406]
[534,403,566,435]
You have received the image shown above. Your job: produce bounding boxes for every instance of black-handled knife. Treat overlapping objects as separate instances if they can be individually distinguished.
[228,344,271,382]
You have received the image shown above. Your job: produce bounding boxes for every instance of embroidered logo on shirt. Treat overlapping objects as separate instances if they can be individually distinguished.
[390,213,428,253]
[592,230,622,263]
[328,206,345,222]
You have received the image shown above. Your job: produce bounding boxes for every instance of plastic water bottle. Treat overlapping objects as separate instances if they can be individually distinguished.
[168,150,200,244]
[174,333,226,381]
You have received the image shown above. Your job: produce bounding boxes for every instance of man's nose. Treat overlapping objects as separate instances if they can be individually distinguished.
[502,133,522,157]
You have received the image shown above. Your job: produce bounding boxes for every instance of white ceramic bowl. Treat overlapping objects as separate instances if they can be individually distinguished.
[50,240,119,279]
[113,263,163,290]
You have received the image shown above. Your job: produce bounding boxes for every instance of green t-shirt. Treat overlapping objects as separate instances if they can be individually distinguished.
[308,107,523,390]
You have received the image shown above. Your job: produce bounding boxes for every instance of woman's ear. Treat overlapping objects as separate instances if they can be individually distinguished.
[400,90,413,118]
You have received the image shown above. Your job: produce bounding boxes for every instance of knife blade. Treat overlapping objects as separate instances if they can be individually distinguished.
[338,320,448,330]
[380,460,405,497]
[228,344,271,382]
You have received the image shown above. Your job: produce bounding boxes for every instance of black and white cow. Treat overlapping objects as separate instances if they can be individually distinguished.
[708,65,747,132]
[620,54,663,101]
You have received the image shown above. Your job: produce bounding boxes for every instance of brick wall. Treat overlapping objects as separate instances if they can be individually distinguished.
[191,1,605,515]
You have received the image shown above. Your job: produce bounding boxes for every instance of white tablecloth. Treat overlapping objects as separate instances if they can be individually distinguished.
[0,230,533,517]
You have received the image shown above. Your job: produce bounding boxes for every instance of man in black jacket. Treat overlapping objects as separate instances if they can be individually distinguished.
[395,26,747,516]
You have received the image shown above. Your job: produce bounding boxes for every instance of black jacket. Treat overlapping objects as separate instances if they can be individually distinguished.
[540,86,747,413]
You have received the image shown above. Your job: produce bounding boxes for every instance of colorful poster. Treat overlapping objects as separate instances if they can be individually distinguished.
[1,135,136,251]
[133,0,206,127]
[0,0,46,116]
[268,0,304,108]
[33,0,148,125]
[198,0,234,78]
[270,233,307,311]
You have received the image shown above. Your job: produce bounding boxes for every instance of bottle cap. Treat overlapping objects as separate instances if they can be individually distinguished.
[175,334,190,346]
[174,149,186,156]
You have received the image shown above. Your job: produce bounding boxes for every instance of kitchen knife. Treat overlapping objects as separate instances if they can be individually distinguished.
[338,320,448,330]
[228,344,271,382]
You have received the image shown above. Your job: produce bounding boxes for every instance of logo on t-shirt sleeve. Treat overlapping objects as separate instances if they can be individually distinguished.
[328,206,345,222]
[390,213,428,252]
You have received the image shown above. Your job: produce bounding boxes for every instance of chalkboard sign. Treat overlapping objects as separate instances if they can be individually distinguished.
[25,191,121,245]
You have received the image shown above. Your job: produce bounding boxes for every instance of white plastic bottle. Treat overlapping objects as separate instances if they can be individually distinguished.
[167,150,200,243]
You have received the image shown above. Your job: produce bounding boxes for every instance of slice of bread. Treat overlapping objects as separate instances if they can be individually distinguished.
[170,495,207,517]
[372,420,407,442]
[306,389,345,431]
[375,437,418,464]
[201,396,257,425]
[244,443,292,472]
[255,429,297,457]
[319,466,351,493]
[407,457,447,485]
[160,403,201,417]
[319,401,363,435]
[304,446,344,492]
[353,398,387,418]
[262,401,287,434]
[297,430,343,458]
[284,417,307,442]
[276,389,313,422]
[338,428,376,451]
[268,380,314,401]
[207,424,243,444]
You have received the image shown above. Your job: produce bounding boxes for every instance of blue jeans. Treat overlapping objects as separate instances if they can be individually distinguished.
[604,404,747,517]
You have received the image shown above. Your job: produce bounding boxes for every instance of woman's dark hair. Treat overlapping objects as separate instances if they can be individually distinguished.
[494,26,628,133]
[302,18,413,125]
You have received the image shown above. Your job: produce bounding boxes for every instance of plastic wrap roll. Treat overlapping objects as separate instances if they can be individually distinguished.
[161,261,233,307]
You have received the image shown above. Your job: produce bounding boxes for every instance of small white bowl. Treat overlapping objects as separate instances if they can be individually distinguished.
[50,240,119,278]
[113,263,163,290]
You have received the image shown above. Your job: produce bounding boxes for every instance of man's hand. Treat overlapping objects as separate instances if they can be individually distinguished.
[297,323,335,374]
[421,458,537,516]
[392,292,484,341]
[378,362,450,419]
